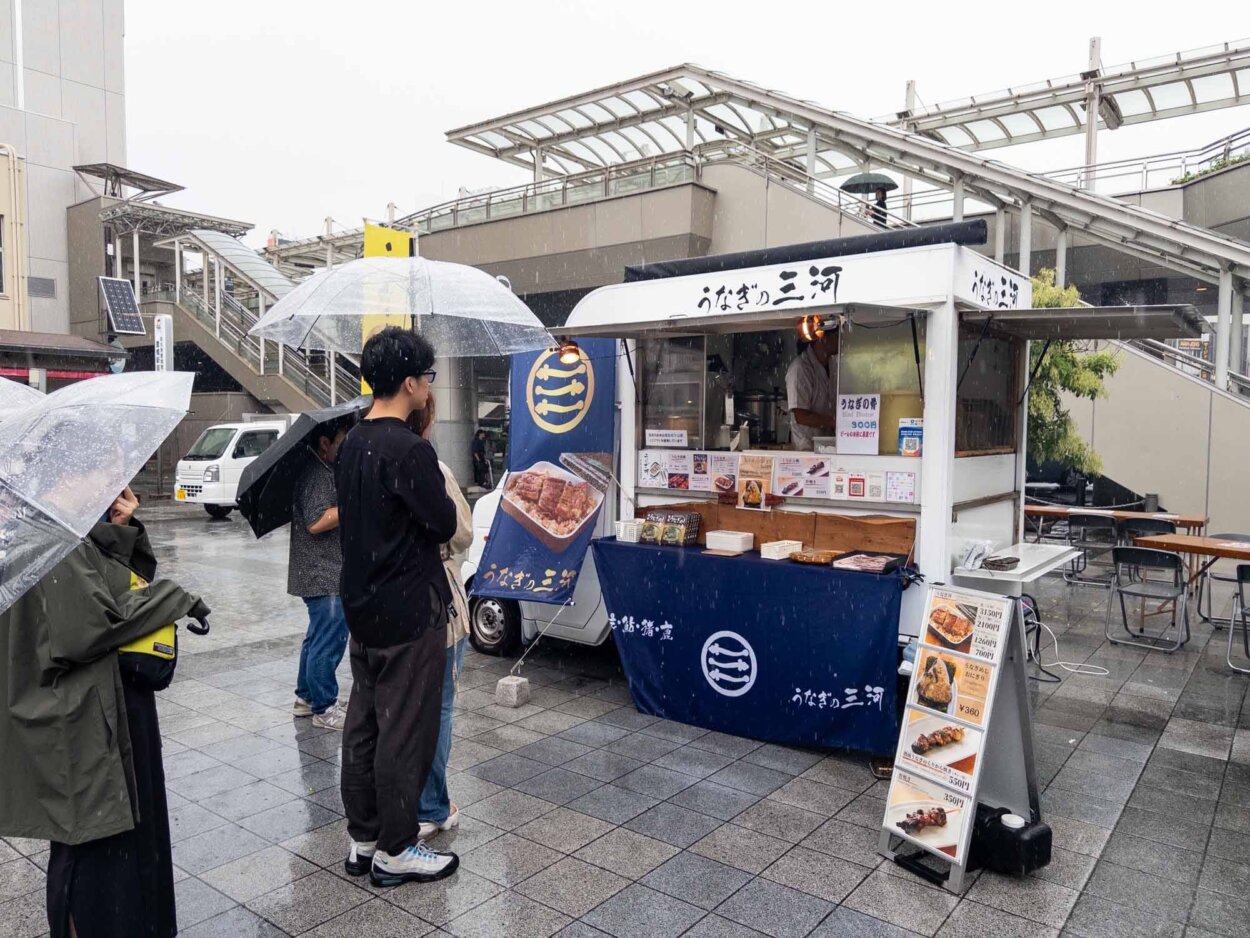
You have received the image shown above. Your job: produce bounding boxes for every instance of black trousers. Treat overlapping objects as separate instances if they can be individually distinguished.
[47,681,175,938]
[340,625,445,855]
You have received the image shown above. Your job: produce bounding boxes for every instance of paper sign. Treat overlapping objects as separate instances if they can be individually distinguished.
[645,429,688,448]
[922,588,1013,665]
[737,455,773,510]
[664,452,693,492]
[837,394,880,455]
[709,453,739,497]
[899,708,984,794]
[638,450,666,488]
[898,418,923,457]
[886,471,917,504]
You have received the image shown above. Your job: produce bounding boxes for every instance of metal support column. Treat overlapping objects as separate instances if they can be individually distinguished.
[1083,37,1102,190]
[1231,288,1245,376]
[951,176,965,223]
[1215,267,1233,391]
[805,127,817,194]
[1055,226,1068,286]
[132,228,140,294]
[685,108,695,150]
[1018,202,1033,277]
[533,148,543,184]
[214,255,223,337]
[994,209,1005,263]
[330,358,337,405]
[324,217,334,269]
[173,240,181,303]
[901,80,916,222]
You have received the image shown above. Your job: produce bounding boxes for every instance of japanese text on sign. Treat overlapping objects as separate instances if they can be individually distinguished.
[791,685,886,711]
[696,264,842,314]
[969,269,1021,309]
[609,613,674,641]
[480,563,578,595]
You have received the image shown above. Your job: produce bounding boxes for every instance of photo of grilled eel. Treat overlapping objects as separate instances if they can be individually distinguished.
[898,806,947,834]
[911,725,965,755]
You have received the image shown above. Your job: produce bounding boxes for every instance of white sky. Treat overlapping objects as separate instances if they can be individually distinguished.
[124,0,1249,246]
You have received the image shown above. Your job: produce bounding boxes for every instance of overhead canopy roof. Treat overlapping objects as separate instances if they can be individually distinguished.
[885,38,1250,150]
[101,202,252,239]
[450,64,1250,284]
[961,304,1207,340]
[156,229,295,300]
[565,302,917,338]
[73,163,183,200]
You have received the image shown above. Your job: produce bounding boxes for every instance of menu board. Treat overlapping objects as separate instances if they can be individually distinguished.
[637,449,918,505]
[882,585,1015,868]
[837,394,881,455]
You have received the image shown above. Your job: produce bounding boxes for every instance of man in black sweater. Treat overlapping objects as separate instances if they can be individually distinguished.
[336,327,460,887]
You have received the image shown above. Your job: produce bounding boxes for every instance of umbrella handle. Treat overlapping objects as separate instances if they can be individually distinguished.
[187,617,210,636]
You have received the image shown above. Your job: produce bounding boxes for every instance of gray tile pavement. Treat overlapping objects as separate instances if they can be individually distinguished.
[4,509,1250,936]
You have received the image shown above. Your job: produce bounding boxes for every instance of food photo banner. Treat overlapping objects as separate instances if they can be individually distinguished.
[472,338,617,605]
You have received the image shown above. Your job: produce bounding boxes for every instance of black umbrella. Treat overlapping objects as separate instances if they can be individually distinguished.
[236,396,370,538]
[840,171,898,194]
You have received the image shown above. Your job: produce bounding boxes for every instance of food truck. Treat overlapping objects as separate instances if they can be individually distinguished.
[466,221,1203,751]
[466,223,1030,653]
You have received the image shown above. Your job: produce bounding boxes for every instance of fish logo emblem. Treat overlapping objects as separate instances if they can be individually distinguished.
[526,347,594,434]
[701,631,757,698]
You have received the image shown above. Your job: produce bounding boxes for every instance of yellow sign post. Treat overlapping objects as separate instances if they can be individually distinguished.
[360,223,415,394]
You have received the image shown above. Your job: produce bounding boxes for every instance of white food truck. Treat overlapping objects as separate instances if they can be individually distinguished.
[462,230,1202,655]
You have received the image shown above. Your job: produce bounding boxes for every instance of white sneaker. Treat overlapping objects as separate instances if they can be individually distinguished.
[370,841,459,887]
[292,696,313,718]
[419,802,461,840]
[343,840,376,877]
[312,702,346,731]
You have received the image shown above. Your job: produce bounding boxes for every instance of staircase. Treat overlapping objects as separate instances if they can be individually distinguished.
[146,229,358,413]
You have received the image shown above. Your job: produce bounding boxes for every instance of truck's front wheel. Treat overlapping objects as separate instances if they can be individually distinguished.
[205,504,233,520]
[469,595,521,656]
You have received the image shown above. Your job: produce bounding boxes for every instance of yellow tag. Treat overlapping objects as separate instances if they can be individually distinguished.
[360,223,416,394]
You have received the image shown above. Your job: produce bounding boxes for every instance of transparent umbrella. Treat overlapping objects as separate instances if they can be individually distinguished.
[0,376,43,417]
[248,256,554,356]
[0,371,194,614]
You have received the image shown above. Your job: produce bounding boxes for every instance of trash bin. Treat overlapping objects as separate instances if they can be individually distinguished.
[1143,493,1160,513]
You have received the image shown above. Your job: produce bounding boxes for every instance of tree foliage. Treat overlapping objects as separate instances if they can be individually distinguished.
[1026,269,1119,475]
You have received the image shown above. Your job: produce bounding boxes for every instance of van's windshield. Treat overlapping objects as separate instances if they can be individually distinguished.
[184,427,236,460]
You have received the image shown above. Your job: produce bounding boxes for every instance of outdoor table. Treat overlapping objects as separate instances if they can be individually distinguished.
[1132,533,1250,591]
[590,537,903,755]
[1023,505,1208,544]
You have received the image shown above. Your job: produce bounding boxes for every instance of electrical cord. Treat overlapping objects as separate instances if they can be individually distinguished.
[1037,622,1110,677]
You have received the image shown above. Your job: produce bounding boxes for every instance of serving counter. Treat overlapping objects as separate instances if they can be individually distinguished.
[591,537,904,754]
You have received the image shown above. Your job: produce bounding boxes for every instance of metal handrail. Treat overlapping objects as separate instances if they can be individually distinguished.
[1128,338,1250,396]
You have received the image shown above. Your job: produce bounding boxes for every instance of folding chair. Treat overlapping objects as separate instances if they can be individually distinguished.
[1104,546,1191,652]
[1064,513,1119,585]
[1199,533,1250,627]
[1118,517,1177,545]
[1227,565,1250,674]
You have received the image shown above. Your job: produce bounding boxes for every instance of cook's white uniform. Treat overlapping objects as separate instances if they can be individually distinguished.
[785,346,837,451]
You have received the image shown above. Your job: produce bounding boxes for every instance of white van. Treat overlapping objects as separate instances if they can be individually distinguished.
[175,420,289,519]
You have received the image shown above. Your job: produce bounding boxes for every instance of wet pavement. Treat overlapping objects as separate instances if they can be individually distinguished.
[3,505,1250,937]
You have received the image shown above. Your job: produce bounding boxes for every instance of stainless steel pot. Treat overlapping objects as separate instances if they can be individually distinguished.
[737,389,784,444]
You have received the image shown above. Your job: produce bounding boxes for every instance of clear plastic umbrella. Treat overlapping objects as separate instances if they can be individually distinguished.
[0,371,194,614]
[248,256,554,356]
[0,376,43,417]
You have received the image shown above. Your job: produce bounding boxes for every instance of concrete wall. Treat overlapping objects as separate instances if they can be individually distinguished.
[0,0,125,334]
[419,183,716,292]
[1065,342,1250,534]
[701,162,877,253]
[66,194,112,338]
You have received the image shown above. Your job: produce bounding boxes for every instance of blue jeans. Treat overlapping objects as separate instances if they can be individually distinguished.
[295,595,349,714]
[419,637,465,823]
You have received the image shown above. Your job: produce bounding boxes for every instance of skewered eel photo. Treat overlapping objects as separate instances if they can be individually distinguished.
[898,806,947,835]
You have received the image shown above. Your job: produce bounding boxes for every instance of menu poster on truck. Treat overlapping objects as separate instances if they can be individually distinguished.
[689,451,740,494]
[773,455,832,500]
[882,584,1015,868]
[837,394,880,455]
[737,454,774,511]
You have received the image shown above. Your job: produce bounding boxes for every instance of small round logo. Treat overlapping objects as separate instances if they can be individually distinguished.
[701,631,757,697]
[526,347,594,434]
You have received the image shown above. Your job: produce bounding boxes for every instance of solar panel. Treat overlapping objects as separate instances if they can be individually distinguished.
[99,276,146,335]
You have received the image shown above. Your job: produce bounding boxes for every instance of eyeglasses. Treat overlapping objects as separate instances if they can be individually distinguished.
[419,369,437,383]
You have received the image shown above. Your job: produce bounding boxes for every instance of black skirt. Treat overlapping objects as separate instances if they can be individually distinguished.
[46,680,175,938]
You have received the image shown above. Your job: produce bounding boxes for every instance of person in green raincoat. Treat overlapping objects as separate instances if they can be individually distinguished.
[0,487,209,938]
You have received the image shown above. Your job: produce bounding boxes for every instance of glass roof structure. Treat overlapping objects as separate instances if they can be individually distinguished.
[159,229,295,300]
[446,64,1250,283]
[884,38,1250,150]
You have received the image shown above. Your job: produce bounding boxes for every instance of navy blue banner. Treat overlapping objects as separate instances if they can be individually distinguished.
[472,338,617,605]
[592,539,902,753]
